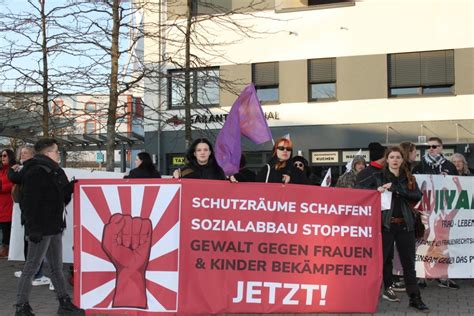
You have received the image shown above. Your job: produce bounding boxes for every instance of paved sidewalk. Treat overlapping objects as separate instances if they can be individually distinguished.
[0,258,472,315]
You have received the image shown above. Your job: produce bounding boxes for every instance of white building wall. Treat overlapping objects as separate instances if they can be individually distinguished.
[143,0,474,132]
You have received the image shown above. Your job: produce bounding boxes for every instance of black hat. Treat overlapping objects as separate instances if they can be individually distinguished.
[292,155,309,168]
[368,142,385,161]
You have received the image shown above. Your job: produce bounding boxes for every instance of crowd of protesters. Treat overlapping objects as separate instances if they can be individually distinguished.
[1,135,472,315]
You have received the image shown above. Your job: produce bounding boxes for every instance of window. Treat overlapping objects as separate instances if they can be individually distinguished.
[388,50,454,97]
[85,102,95,112]
[276,0,353,11]
[168,67,220,109]
[308,0,352,5]
[85,121,95,134]
[191,0,232,16]
[308,58,336,101]
[52,100,64,114]
[132,97,144,119]
[252,62,279,103]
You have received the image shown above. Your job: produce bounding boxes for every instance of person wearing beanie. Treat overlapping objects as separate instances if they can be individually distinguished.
[336,155,366,188]
[355,142,386,188]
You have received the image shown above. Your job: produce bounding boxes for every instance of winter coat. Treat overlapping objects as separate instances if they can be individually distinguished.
[358,170,422,231]
[179,161,225,180]
[336,156,366,188]
[20,155,74,237]
[412,156,457,175]
[355,162,383,189]
[232,168,256,182]
[124,167,161,179]
[0,164,13,223]
[256,158,308,184]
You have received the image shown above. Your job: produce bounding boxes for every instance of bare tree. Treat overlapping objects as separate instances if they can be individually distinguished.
[161,0,276,148]
[0,0,85,136]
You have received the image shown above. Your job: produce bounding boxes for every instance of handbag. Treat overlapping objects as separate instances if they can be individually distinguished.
[412,209,425,239]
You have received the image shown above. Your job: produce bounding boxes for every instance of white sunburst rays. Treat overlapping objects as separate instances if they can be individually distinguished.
[146,184,181,228]
[80,185,124,240]
[79,183,181,311]
[81,278,116,309]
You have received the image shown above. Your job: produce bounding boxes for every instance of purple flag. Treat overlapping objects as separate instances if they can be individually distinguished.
[215,84,272,176]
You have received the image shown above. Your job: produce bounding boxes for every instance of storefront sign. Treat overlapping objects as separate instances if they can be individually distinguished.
[311,151,339,164]
[171,156,185,166]
[342,151,369,163]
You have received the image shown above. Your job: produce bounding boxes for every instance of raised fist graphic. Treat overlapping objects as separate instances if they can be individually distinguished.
[102,213,152,308]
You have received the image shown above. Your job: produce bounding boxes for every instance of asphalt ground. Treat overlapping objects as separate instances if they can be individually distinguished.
[0,259,472,316]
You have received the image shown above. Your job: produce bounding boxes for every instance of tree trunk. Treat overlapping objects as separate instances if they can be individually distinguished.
[184,0,193,149]
[41,0,49,136]
[106,0,120,171]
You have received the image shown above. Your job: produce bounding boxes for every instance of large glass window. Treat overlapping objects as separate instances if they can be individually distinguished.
[252,62,279,103]
[168,67,220,109]
[308,58,336,101]
[191,0,232,16]
[85,121,95,134]
[308,0,352,5]
[388,50,454,97]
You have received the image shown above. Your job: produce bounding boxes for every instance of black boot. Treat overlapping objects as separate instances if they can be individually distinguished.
[409,294,430,313]
[15,302,35,316]
[57,296,85,315]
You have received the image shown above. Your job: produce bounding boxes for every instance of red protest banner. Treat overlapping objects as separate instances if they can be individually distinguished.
[74,179,382,315]
[179,179,382,314]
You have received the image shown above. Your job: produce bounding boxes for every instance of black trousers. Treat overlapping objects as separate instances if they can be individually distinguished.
[382,223,420,296]
[0,221,11,245]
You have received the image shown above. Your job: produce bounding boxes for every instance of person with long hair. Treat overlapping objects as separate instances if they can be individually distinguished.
[0,149,16,258]
[256,137,306,184]
[451,153,471,176]
[399,141,417,171]
[359,146,429,312]
[173,138,225,180]
[124,152,161,179]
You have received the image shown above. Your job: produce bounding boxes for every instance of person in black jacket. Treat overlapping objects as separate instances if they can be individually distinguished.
[124,152,161,179]
[173,138,225,180]
[359,146,429,312]
[229,154,256,182]
[14,138,84,316]
[8,145,51,287]
[412,137,456,175]
[355,142,386,188]
[255,137,307,184]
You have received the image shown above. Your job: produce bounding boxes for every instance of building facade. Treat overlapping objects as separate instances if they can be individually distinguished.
[142,0,474,178]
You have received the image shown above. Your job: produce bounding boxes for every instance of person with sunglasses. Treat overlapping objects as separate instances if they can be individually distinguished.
[0,149,16,258]
[413,137,459,290]
[256,137,306,184]
[412,137,456,175]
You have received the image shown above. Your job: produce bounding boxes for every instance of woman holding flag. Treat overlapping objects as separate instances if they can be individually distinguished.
[256,137,307,184]
[173,138,225,180]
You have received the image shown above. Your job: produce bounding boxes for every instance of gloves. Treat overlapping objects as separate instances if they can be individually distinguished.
[66,179,78,194]
[29,232,43,243]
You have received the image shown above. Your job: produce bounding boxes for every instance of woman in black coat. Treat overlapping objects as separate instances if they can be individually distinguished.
[124,152,161,179]
[229,154,256,183]
[173,138,225,180]
[255,137,306,184]
[360,146,428,312]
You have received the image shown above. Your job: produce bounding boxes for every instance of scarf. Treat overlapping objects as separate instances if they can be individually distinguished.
[423,153,446,172]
